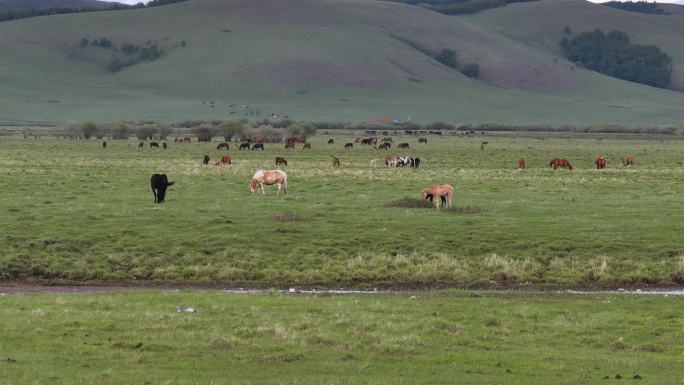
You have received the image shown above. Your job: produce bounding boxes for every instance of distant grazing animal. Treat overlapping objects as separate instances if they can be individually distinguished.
[385,155,396,167]
[397,143,409,149]
[217,143,230,150]
[328,139,335,144]
[396,156,420,168]
[332,156,341,168]
[215,155,232,165]
[249,170,288,195]
[518,158,526,170]
[275,156,287,166]
[162,143,167,149]
[303,143,312,149]
[203,155,210,165]
[361,138,373,146]
[239,143,250,150]
[421,184,453,208]
[174,136,183,143]
[138,142,144,148]
[150,174,174,203]
[102,142,107,148]
[624,154,634,166]
[378,142,391,150]
[369,159,377,168]
[382,137,393,143]
[354,138,363,144]
[150,142,160,149]
[595,156,606,170]
[549,158,573,170]
[285,142,295,149]
[480,142,488,151]
[344,143,353,149]
[252,143,264,150]
[418,138,427,144]
[183,136,192,143]
[413,157,421,168]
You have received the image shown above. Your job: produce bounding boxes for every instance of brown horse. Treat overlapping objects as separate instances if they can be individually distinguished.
[480,142,488,151]
[421,184,454,208]
[332,156,340,168]
[215,155,232,165]
[275,157,287,166]
[549,158,573,170]
[397,143,409,149]
[285,142,295,149]
[249,170,288,195]
[518,158,526,170]
[625,154,634,166]
[303,143,312,149]
[595,156,606,169]
[384,154,396,167]
[378,142,391,150]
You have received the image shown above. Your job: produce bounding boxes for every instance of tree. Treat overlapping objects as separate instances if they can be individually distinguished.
[135,124,158,140]
[79,38,90,48]
[192,124,216,142]
[158,123,173,140]
[81,121,99,139]
[108,121,131,139]
[287,123,317,138]
[434,49,457,69]
[217,120,247,141]
[461,63,480,78]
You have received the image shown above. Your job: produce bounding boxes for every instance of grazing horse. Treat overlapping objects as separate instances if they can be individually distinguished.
[150,174,174,203]
[102,142,107,148]
[328,139,335,144]
[518,158,526,170]
[303,143,312,149]
[595,156,606,169]
[249,170,287,195]
[162,143,167,149]
[397,143,409,149]
[215,155,231,165]
[285,142,295,149]
[275,156,287,166]
[183,136,192,143]
[239,143,250,150]
[203,155,210,165]
[344,143,353,149]
[138,142,144,148]
[385,154,396,167]
[174,136,183,143]
[378,142,391,150]
[332,156,340,168]
[549,158,573,170]
[421,184,453,208]
[624,155,634,166]
[217,143,230,150]
[418,138,427,144]
[361,138,373,146]
[252,143,264,151]
[480,142,488,151]
[150,142,160,148]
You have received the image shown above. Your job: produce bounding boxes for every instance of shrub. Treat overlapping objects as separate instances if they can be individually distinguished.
[217,120,247,141]
[135,124,158,140]
[192,124,216,142]
[108,121,131,139]
[434,49,458,68]
[461,63,480,78]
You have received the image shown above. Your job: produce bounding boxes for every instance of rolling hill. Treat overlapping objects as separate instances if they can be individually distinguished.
[1,0,684,125]
[0,0,112,11]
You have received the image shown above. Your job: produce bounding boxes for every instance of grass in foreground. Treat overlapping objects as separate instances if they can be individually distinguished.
[0,290,682,384]
[0,135,683,287]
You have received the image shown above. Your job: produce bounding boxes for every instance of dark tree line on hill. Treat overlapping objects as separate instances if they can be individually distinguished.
[0,0,189,23]
[78,37,167,73]
[601,1,670,15]
[560,29,672,89]
[387,0,540,15]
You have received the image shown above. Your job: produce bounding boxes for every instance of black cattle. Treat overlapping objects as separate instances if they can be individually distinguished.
[252,143,264,150]
[150,142,160,148]
[239,143,250,150]
[203,155,210,165]
[162,143,168,149]
[150,174,174,203]
[328,139,335,144]
[102,142,107,148]
[138,142,144,148]
[344,143,353,149]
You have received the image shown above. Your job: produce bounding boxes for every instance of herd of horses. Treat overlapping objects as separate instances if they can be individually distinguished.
[514,154,634,171]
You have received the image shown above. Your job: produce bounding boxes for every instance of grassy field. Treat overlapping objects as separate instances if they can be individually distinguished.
[0,290,682,384]
[2,0,684,124]
[1,133,683,287]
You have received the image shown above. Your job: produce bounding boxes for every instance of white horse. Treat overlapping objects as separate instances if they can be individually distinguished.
[249,170,288,195]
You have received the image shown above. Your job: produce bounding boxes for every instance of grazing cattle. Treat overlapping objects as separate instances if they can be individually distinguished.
[480,142,489,151]
[595,156,606,170]
[332,156,341,168]
[518,158,526,170]
[102,142,107,148]
[249,170,288,195]
[150,142,160,149]
[397,143,409,149]
[378,142,391,150]
[217,143,230,150]
[418,138,427,144]
[328,139,335,144]
[138,142,144,148]
[285,142,295,149]
[549,158,573,170]
[275,156,287,166]
[150,174,174,203]
[203,155,210,165]
[421,184,454,208]
[344,143,353,149]
[239,143,251,150]
[252,143,264,151]
[162,143,167,149]
[303,143,312,149]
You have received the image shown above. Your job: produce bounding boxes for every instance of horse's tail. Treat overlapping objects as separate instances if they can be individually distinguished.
[282,171,288,194]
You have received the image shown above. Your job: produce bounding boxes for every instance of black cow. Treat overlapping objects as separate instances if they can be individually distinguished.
[150,174,174,203]
[252,143,264,151]
[239,143,250,150]
[328,139,335,144]
[203,155,210,165]
[102,142,107,148]
[162,143,168,149]
[344,143,353,149]
[150,142,160,148]
[138,142,144,148]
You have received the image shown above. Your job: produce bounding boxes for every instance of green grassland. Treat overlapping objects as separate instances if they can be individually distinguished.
[2,0,684,124]
[1,134,683,287]
[0,290,682,384]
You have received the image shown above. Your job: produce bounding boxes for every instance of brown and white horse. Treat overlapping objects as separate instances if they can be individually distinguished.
[421,184,454,208]
[249,170,288,195]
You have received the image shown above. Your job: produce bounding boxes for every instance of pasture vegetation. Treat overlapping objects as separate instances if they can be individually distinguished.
[0,290,682,384]
[0,133,683,288]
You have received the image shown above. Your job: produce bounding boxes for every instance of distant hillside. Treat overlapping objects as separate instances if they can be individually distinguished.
[1,0,684,125]
[0,0,112,11]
